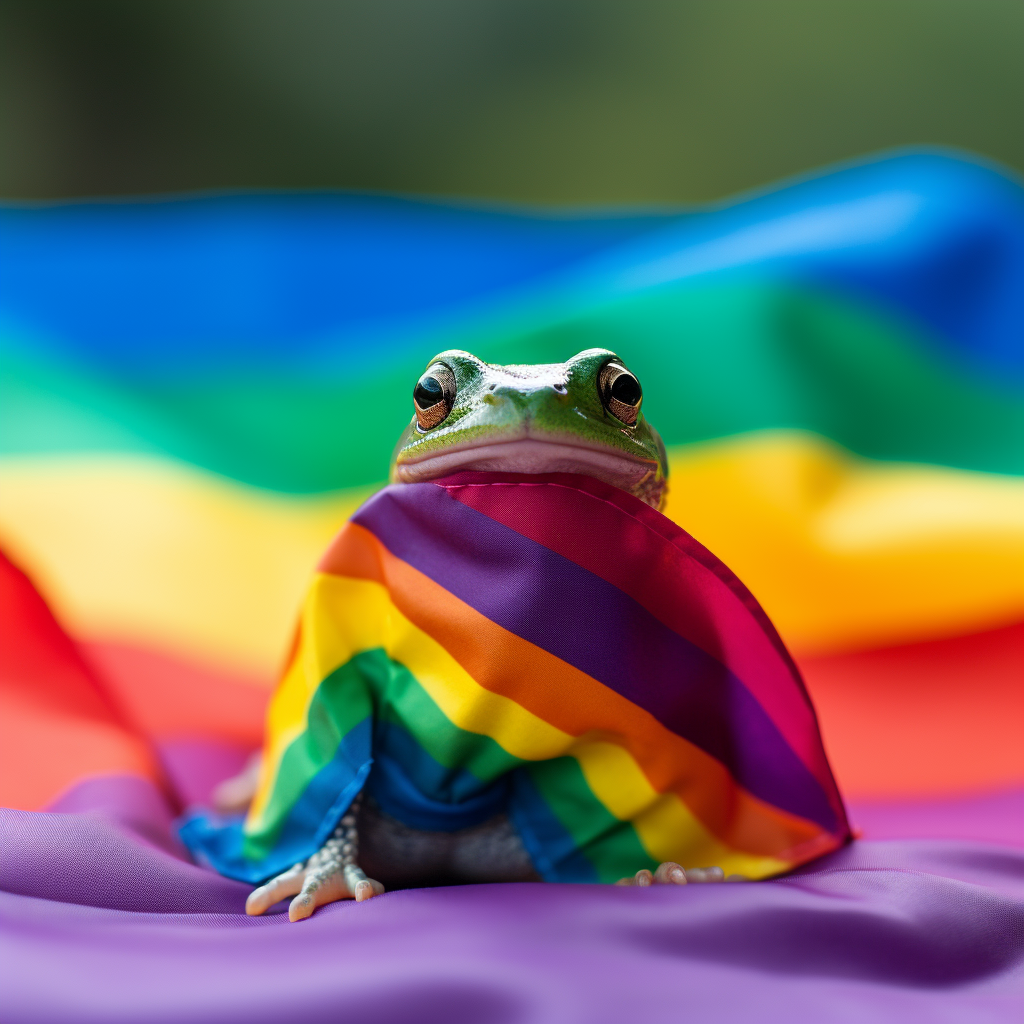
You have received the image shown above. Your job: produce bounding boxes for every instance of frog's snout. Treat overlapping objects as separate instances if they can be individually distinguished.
[487,380,570,406]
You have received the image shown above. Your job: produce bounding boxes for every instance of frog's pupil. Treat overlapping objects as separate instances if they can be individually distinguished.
[610,373,641,406]
[414,376,444,408]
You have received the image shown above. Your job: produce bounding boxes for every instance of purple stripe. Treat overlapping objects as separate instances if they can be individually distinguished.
[353,483,838,833]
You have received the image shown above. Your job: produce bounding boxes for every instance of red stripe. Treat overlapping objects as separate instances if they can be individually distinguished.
[79,641,271,747]
[800,622,1024,798]
[0,549,160,810]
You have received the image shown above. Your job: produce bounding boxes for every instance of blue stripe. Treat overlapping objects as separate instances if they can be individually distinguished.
[4,154,1020,378]
[368,724,511,833]
[508,768,599,883]
[0,195,662,373]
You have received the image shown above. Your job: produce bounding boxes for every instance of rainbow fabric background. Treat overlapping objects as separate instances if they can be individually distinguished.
[182,473,848,884]
[1,150,1021,828]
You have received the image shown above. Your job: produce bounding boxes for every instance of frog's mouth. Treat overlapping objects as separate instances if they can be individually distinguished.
[393,437,660,499]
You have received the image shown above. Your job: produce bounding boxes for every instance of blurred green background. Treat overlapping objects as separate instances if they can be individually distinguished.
[0,0,1021,204]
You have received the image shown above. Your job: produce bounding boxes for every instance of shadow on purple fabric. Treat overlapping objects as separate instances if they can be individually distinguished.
[1,776,1022,1024]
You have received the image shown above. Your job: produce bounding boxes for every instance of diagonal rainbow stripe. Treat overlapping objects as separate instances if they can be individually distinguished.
[181,473,848,884]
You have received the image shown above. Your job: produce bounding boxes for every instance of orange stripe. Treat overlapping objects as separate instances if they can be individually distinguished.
[323,522,824,858]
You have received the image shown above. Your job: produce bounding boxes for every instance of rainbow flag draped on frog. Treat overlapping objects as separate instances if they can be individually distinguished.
[183,470,849,884]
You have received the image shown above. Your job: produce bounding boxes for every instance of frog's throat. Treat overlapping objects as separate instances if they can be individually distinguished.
[393,437,662,505]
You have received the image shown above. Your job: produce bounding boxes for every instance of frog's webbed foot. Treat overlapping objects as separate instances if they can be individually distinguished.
[245,798,385,922]
[615,862,748,886]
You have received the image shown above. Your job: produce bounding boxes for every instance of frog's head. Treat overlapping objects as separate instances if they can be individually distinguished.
[391,349,668,509]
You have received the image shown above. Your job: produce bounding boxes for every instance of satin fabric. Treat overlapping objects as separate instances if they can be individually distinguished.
[2,774,1021,1024]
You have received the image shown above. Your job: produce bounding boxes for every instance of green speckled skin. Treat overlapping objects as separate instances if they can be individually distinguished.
[391,348,669,508]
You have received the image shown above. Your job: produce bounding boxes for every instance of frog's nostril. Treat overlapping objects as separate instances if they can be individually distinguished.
[488,383,497,392]
[552,383,568,395]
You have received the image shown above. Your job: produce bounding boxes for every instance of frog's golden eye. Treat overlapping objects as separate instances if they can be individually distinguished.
[413,363,457,431]
[598,360,642,426]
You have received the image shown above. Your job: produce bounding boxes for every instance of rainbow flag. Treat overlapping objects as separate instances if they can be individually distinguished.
[182,472,848,883]
[1,149,1021,823]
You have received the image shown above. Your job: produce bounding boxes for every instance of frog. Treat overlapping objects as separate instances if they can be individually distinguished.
[226,348,740,922]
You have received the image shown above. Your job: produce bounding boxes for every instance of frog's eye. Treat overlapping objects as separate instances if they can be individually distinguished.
[413,363,457,431]
[597,360,642,426]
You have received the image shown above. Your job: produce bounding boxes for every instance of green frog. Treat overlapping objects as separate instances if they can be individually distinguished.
[225,349,737,922]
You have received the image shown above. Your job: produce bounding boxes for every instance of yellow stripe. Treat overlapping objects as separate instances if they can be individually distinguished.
[248,571,791,875]
[248,576,395,824]
[0,431,1018,677]
[664,431,1024,655]
[0,454,371,678]
[570,740,788,876]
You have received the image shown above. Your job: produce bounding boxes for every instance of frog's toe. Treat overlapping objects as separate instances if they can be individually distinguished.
[347,866,385,903]
[286,863,385,921]
[616,869,654,886]
[653,861,687,884]
[246,862,306,916]
[615,864,686,885]
[616,863,734,886]
[685,866,726,883]
[287,863,349,922]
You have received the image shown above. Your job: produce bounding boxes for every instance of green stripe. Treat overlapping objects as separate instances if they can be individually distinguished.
[526,757,656,883]
[243,654,374,860]
[360,647,519,782]
[3,281,1021,490]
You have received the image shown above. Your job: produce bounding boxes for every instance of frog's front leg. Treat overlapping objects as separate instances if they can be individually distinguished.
[245,797,385,922]
[616,862,747,886]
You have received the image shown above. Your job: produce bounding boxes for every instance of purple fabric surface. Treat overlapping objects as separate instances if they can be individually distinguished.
[2,776,1023,1024]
